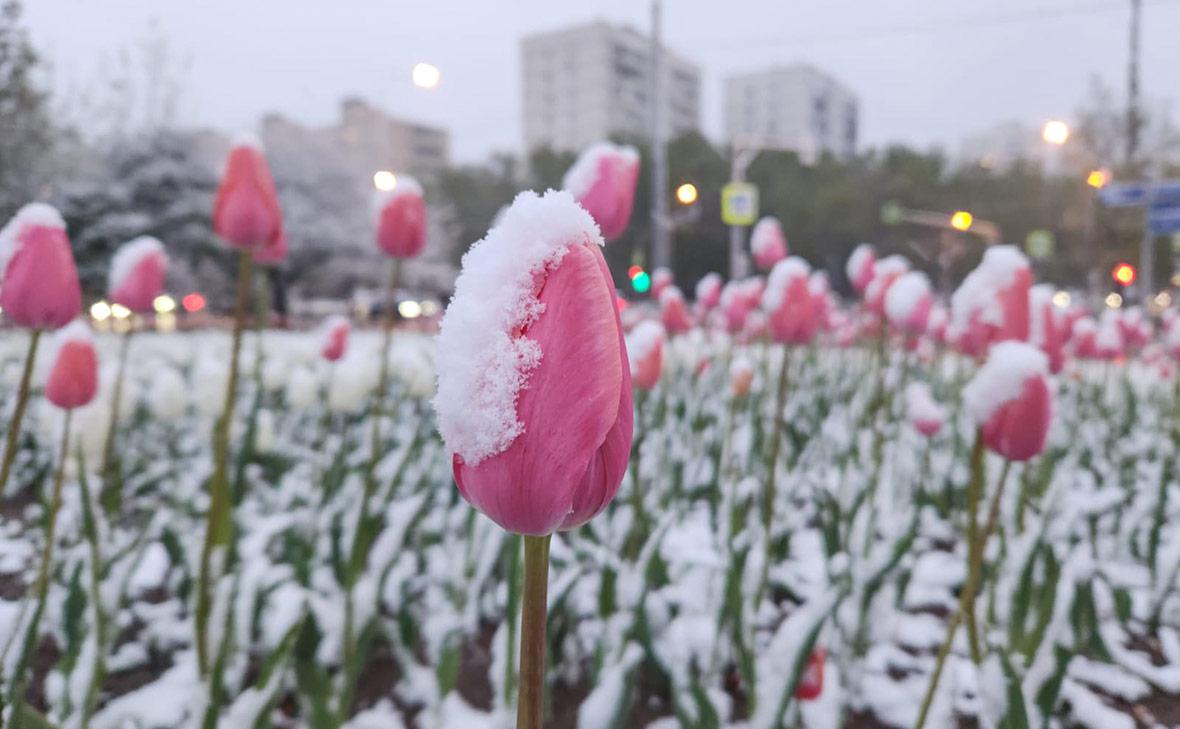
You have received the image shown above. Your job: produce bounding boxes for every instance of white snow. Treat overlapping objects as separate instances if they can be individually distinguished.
[433,189,604,465]
[750,217,784,255]
[694,272,722,302]
[561,142,638,198]
[109,236,164,292]
[761,256,811,312]
[961,341,1048,425]
[846,243,874,283]
[884,270,931,327]
[904,382,944,425]
[626,320,664,364]
[950,245,1028,329]
[0,202,67,277]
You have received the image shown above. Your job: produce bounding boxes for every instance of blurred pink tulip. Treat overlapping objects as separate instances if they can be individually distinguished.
[563,142,639,242]
[846,243,876,294]
[659,286,693,334]
[320,316,350,362]
[651,267,673,300]
[627,320,664,390]
[864,255,909,316]
[1029,286,1066,374]
[729,357,754,398]
[694,272,723,314]
[906,383,945,437]
[763,257,817,345]
[884,270,933,336]
[751,217,788,271]
[0,204,81,331]
[45,322,98,410]
[375,177,427,259]
[213,138,283,250]
[963,342,1052,462]
[109,236,167,313]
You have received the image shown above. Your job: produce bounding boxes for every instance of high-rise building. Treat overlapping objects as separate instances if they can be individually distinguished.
[520,20,701,153]
[724,64,858,164]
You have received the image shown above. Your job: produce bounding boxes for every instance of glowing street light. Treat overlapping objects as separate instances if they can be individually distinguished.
[373,170,397,191]
[153,294,176,314]
[1086,169,1109,189]
[110,303,131,320]
[675,183,698,206]
[1051,290,1071,308]
[1042,120,1070,146]
[1105,292,1123,309]
[412,62,440,89]
[398,300,422,319]
[950,210,974,231]
[1112,262,1136,286]
[90,300,112,322]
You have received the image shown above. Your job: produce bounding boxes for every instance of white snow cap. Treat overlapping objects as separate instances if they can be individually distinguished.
[951,245,1029,329]
[962,341,1048,424]
[730,355,754,380]
[109,236,164,293]
[808,270,830,296]
[905,382,945,424]
[695,272,722,301]
[0,202,67,275]
[846,243,874,281]
[864,254,909,300]
[626,320,664,365]
[762,256,811,312]
[562,142,639,198]
[659,284,685,307]
[433,189,604,466]
[884,270,931,327]
[750,217,783,255]
[374,174,424,212]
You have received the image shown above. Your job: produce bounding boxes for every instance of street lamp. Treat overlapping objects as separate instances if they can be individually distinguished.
[412,62,440,89]
[950,210,974,231]
[675,183,698,206]
[1042,120,1070,146]
[1086,169,1109,189]
[373,170,397,191]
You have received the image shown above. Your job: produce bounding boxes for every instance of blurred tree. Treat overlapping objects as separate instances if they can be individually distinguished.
[0,0,52,221]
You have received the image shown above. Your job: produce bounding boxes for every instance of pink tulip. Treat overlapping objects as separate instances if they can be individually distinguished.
[45,321,99,410]
[926,304,949,344]
[434,190,632,536]
[763,257,817,345]
[846,243,876,294]
[963,342,1052,462]
[660,286,693,334]
[795,649,827,701]
[562,142,639,242]
[212,137,284,250]
[109,236,167,313]
[375,176,427,259]
[809,271,834,330]
[905,383,945,437]
[729,357,754,398]
[1029,285,1066,374]
[884,270,933,335]
[627,320,664,390]
[950,246,1032,351]
[864,255,909,316]
[320,315,350,362]
[1070,316,1099,359]
[694,272,723,314]
[651,267,673,300]
[751,217,788,271]
[253,228,288,265]
[1094,311,1125,360]
[0,204,81,331]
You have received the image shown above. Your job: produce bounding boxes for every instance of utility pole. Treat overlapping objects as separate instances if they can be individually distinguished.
[649,0,671,272]
[1126,0,1142,167]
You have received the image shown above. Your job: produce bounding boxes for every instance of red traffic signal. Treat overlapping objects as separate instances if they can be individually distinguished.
[1112,263,1136,286]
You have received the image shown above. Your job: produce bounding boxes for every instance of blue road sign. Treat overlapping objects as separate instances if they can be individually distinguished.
[1098,180,1180,208]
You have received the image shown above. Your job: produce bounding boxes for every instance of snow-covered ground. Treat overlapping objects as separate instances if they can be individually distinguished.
[0,326,1178,729]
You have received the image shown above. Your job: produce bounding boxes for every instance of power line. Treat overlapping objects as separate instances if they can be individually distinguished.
[697,0,1180,50]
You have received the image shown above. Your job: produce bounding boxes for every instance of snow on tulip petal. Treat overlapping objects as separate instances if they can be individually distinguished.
[562,142,639,242]
[751,217,788,271]
[846,243,876,294]
[0,203,81,331]
[109,236,167,313]
[905,382,945,437]
[763,257,816,345]
[694,272,723,312]
[863,255,909,315]
[884,270,933,334]
[45,320,99,410]
[626,320,664,390]
[950,245,1031,344]
[963,341,1052,462]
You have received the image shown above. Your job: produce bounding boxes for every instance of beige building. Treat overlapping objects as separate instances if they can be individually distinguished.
[724,64,858,164]
[520,20,701,153]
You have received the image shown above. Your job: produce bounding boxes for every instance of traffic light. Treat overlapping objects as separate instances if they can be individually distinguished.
[628,265,651,294]
[1112,262,1136,287]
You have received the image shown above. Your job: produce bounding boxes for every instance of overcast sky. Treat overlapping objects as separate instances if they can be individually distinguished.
[25,0,1180,162]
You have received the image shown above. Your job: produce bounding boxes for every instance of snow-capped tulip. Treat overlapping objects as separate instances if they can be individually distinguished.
[951,246,1032,350]
[884,270,933,335]
[562,142,639,242]
[1095,311,1124,360]
[963,342,1052,462]
[864,255,909,316]
[846,243,876,294]
[45,321,98,410]
[751,216,788,271]
[809,272,833,330]
[0,204,81,330]
[212,137,283,250]
[434,190,632,536]
[1029,285,1066,373]
[795,648,827,701]
[1070,316,1098,359]
[375,176,427,259]
[729,356,754,398]
[926,304,949,344]
[651,267,673,300]
[320,315,350,363]
[905,382,945,437]
[626,320,664,390]
[762,257,817,345]
[109,236,167,313]
[659,286,693,334]
[694,272,723,314]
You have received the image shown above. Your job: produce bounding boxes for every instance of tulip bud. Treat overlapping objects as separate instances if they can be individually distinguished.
[0,203,81,330]
[562,142,639,242]
[905,382,945,437]
[651,267,673,300]
[963,341,1052,462]
[951,245,1032,351]
[319,315,350,362]
[659,286,693,334]
[863,255,909,316]
[1029,285,1066,373]
[729,356,754,398]
[751,217,788,271]
[109,236,167,313]
[252,228,288,265]
[375,176,427,259]
[212,137,284,250]
[762,257,817,345]
[626,320,664,391]
[884,270,933,335]
[694,272,723,315]
[45,321,99,410]
[794,648,827,700]
[434,190,632,536]
[845,243,876,294]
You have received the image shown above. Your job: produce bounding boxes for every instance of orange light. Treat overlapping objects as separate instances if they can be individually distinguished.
[1112,263,1136,286]
[675,183,698,206]
[628,265,643,279]
[1086,169,1109,189]
[950,210,973,231]
[182,292,207,313]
